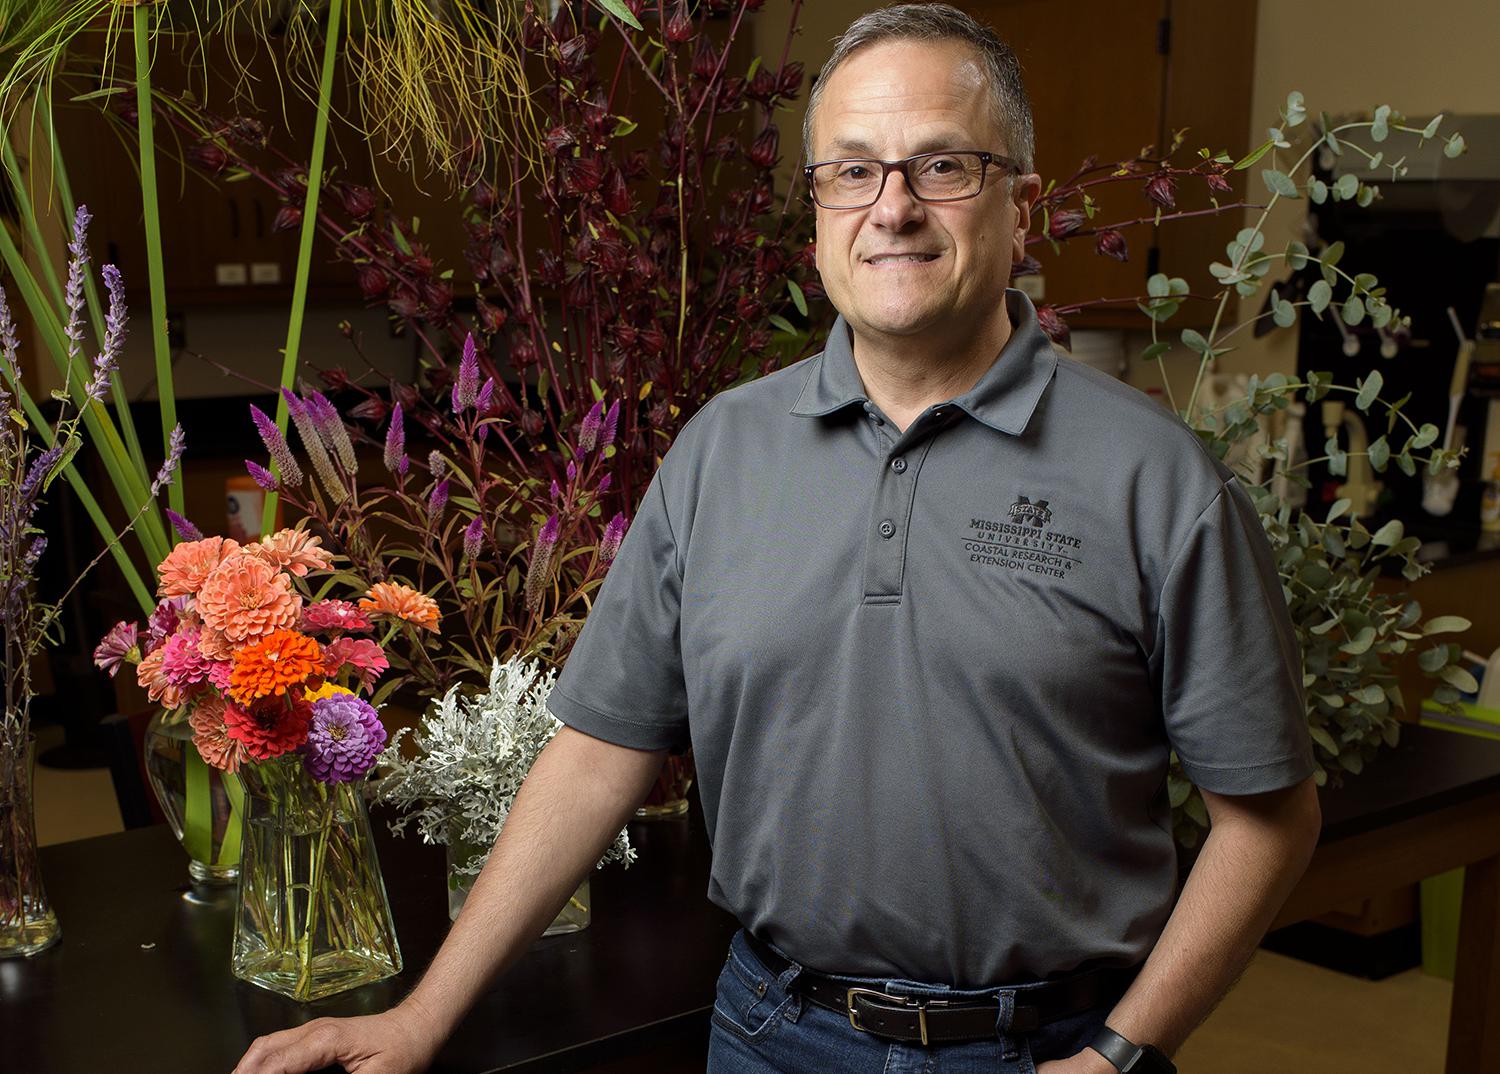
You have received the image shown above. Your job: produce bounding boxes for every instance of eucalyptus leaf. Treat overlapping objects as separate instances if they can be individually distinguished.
[1341,294,1366,325]
[1262,169,1300,198]
[1285,240,1309,269]
[1334,173,1359,200]
[1308,280,1332,314]
[1422,615,1471,635]
[1355,369,1383,411]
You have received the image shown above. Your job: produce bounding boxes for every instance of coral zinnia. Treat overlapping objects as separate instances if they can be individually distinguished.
[303,692,387,783]
[224,694,313,761]
[190,695,248,773]
[136,647,186,709]
[229,629,323,706]
[359,582,441,632]
[300,599,374,635]
[246,527,335,578]
[158,536,240,598]
[198,552,301,645]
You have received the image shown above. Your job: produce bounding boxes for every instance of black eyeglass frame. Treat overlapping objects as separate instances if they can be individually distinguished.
[801,150,1024,209]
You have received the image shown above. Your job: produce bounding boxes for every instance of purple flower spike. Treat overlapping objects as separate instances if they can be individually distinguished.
[308,389,356,470]
[428,478,450,519]
[579,400,604,453]
[0,285,22,378]
[428,450,445,477]
[151,424,186,495]
[463,515,484,560]
[452,333,480,412]
[523,513,562,614]
[550,478,561,501]
[303,693,387,783]
[566,459,577,482]
[250,404,304,486]
[476,377,495,412]
[597,472,612,494]
[600,399,620,448]
[63,206,91,362]
[384,402,406,474]
[397,453,410,476]
[600,512,627,563]
[165,507,202,541]
[246,459,279,491]
[85,264,128,404]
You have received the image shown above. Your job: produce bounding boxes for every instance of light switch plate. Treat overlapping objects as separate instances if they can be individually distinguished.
[215,263,248,286]
[250,261,282,285]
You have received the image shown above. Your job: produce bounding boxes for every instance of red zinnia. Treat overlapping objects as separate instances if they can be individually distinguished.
[223,694,313,761]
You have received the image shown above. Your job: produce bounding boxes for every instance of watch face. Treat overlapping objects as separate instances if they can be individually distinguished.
[1137,1044,1176,1074]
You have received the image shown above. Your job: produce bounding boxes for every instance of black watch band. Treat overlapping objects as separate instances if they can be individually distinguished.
[1087,1025,1177,1073]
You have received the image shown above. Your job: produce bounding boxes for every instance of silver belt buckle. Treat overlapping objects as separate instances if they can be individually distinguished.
[846,987,950,1046]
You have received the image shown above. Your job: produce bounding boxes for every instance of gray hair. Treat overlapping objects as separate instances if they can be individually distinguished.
[802,3,1036,176]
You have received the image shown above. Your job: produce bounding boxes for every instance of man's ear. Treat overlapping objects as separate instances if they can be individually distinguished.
[1010,172,1042,265]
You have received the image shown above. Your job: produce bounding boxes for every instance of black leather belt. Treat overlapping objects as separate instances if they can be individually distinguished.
[743,931,1139,1046]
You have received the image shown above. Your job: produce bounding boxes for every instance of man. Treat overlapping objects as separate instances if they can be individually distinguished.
[234,5,1321,1073]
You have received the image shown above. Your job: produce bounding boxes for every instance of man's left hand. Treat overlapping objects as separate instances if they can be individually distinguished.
[1035,1048,1120,1074]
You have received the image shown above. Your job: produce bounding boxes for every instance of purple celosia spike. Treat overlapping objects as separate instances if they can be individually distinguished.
[476,377,495,413]
[284,389,344,499]
[151,424,186,495]
[600,511,627,563]
[578,400,604,453]
[246,459,279,491]
[463,515,484,560]
[309,389,357,471]
[566,459,577,482]
[428,450,445,477]
[597,472,612,494]
[383,402,405,473]
[523,513,561,613]
[451,333,480,412]
[428,478,450,519]
[600,399,620,448]
[165,507,202,541]
[397,454,410,476]
[549,478,561,501]
[250,404,304,486]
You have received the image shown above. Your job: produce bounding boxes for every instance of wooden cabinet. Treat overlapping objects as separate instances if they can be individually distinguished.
[954,0,1258,327]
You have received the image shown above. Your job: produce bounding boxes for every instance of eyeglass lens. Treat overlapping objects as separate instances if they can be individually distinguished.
[810,153,987,207]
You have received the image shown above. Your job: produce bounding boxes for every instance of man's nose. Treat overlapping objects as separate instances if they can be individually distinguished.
[867,168,925,229]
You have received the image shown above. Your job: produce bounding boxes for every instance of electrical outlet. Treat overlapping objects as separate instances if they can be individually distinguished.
[250,262,282,285]
[215,263,248,286]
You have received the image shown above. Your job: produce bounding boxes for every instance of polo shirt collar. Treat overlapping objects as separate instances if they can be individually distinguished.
[789,287,1058,437]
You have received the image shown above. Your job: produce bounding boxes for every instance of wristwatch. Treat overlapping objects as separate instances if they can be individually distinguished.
[1087,1026,1177,1073]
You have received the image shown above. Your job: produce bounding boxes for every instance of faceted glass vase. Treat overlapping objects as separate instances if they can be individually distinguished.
[143,709,243,884]
[232,755,401,1001]
[445,835,590,934]
[0,735,60,958]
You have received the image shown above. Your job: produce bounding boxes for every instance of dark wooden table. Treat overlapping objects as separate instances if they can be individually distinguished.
[1271,722,1500,1073]
[10,724,1500,1073]
[5,789,738,1074]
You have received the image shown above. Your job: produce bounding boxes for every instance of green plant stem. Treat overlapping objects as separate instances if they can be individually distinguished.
[262,0,344,534]
[132,3,181,520]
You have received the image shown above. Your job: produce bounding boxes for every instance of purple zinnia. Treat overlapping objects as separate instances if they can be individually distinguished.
[93,620,140,677]
[302,693,387,783]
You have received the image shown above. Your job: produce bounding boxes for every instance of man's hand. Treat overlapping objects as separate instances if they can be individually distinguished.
[232,1000,440,1074]
[1035,1046,1119,1074]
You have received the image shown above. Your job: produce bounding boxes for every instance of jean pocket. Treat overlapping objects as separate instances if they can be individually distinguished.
[710,948,795,1044]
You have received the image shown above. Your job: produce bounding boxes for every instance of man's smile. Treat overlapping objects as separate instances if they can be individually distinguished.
[863,252,942,266]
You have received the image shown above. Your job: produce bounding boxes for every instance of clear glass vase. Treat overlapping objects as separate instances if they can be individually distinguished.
[634,750,694,820]
[232,755,401,1001]
[143,709,243,884]
[445,834,590,934]
[0,735,60,958]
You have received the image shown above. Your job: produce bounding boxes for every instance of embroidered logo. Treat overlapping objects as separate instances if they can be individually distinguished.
[1008,495,1052,529]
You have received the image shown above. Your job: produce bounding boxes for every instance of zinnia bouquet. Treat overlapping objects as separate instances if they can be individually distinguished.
[96,526,435,998]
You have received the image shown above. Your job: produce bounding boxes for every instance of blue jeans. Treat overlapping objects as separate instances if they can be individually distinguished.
[706,928,1130,1073]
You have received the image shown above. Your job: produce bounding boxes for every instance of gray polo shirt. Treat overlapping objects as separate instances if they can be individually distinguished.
[546,287,1315,988]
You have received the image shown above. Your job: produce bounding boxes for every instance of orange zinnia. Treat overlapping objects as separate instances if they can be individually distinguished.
[359,582,441,632]
[228,629,323,706]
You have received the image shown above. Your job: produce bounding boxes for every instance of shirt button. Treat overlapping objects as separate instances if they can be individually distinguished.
[879,519,896,539]
[932,407,946,419]
[891,458,907,473]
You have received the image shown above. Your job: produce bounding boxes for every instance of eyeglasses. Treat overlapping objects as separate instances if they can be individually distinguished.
[802,150,1022,210]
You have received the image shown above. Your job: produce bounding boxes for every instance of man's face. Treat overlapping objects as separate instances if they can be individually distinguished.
[809,39,1038,343]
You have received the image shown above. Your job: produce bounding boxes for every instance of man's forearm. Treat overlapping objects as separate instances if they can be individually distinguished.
[1093,784,1321,1062]
[398,726,667,1043]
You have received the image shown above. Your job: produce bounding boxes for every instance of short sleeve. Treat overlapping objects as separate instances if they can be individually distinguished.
[1151,476,1316,794]
[545,466,691,753]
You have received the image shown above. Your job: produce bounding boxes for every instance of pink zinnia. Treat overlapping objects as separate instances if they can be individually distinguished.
[93,621,140,677]
[300,599,374,635]
[145,595,192,654]
[158,536,240,598]
[322,637,389,691]
[159,627,214,688]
